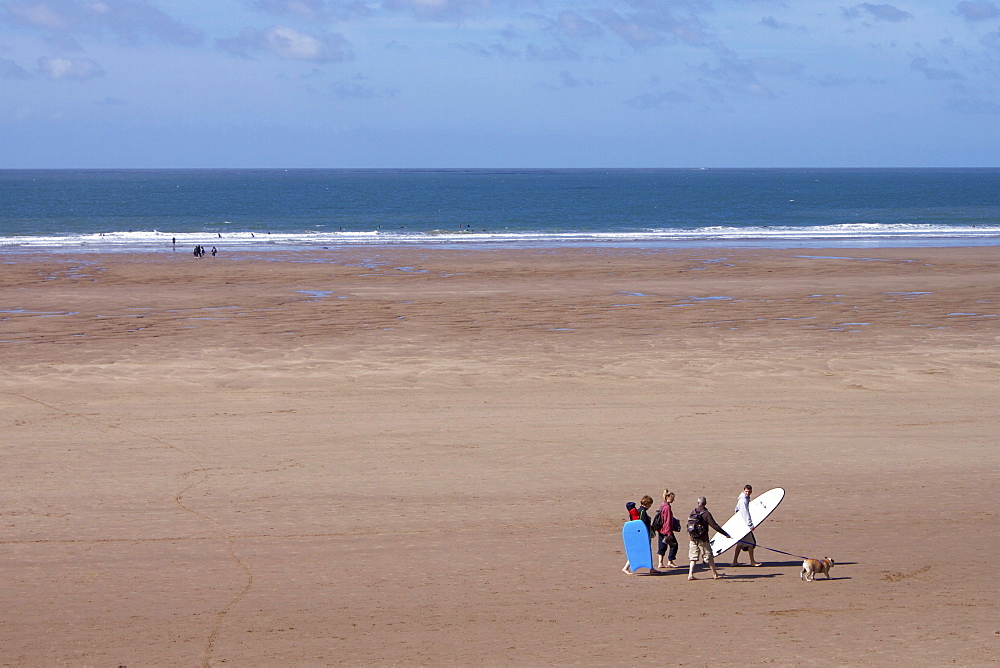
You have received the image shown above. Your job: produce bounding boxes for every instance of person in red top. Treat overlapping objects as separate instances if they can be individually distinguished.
[656,489,679,569]
[622,497,658,574]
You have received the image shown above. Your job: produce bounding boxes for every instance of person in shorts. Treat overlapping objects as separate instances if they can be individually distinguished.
[687,496,730,580]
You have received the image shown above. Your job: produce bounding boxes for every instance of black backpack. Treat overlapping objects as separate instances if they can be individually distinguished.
[649,509,664,533]
[687,508,708,540]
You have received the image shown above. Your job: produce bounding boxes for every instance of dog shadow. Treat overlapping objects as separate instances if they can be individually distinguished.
[631,561,858,579]
[745,560,858,567]
[727,559,857,581]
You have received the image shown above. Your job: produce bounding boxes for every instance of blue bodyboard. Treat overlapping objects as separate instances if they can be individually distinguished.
[622,520,653,572]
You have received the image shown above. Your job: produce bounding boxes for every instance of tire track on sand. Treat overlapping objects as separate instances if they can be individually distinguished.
[2,391,253,668]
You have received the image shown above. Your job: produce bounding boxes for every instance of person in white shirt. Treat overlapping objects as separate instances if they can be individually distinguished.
[732,484,761,567]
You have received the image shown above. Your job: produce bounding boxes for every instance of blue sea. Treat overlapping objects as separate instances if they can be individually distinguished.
[1,168,999,251]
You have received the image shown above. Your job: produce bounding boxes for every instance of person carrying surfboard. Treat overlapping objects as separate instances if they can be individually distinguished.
[732,484,762,567]
[686,497,730,580]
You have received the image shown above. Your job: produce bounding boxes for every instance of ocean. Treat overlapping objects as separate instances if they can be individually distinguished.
[1,168,999,251]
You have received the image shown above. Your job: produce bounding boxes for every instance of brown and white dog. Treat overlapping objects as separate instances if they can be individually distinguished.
[800,557,835,581]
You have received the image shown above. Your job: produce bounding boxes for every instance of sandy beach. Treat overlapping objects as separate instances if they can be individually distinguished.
[1,246,998,666]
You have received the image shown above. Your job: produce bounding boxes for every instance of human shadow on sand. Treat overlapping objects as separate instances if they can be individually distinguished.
[715,571,782,580]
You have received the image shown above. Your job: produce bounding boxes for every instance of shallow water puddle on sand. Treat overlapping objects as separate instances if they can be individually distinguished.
[830,322,870,332]
[0,309,77,316]
[795,255,913,262]
[884,291,933,302]
[42,263,102,280]
[689,258,735,270]
[296,290,333,301]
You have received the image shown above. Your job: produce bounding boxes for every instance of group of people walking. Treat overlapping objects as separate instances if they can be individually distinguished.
[623,484,760,580]
[192,245,217,257]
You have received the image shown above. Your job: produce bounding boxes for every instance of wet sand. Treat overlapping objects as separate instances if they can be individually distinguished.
[1,246,998,665]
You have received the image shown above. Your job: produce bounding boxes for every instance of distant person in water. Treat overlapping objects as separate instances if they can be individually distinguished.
[211,246,217,257]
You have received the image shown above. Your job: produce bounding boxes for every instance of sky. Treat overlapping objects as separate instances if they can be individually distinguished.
[1,0,999,168]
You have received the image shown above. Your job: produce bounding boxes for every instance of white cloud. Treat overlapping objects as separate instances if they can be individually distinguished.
[910,57,964,80]
[945,94,1000,113]
[382,0,496,22]
[2,0,204,45]
[588,3,715,51]
[217,25,353,62]
[1,57,31,78]
[590,8,665,49]
[954,1,1000,21]
[843,3,913,22]
[546,10,602,40]
[252,0,371,23]
[4,1,71,30]
[37,55,104,78]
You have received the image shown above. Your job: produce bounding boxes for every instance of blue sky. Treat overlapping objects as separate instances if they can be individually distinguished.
[2,0,999,167]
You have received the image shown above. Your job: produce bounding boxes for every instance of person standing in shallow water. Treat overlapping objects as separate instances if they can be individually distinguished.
[656,489,679,569]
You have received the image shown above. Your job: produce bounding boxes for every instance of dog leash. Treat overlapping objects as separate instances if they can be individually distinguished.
[734,538,809,560]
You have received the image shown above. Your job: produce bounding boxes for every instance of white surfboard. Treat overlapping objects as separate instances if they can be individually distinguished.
[708,487,785,557]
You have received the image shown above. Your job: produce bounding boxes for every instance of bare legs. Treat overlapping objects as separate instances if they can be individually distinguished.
[689,554,724,580]
[732,545,761,567]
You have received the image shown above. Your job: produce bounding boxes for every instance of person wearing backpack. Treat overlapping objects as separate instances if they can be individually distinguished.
[686,496,730,580]
[655,489,679,569]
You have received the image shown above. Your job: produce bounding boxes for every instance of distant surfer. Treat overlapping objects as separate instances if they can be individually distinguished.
[687,497,730,580]
[732,484,761,567]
